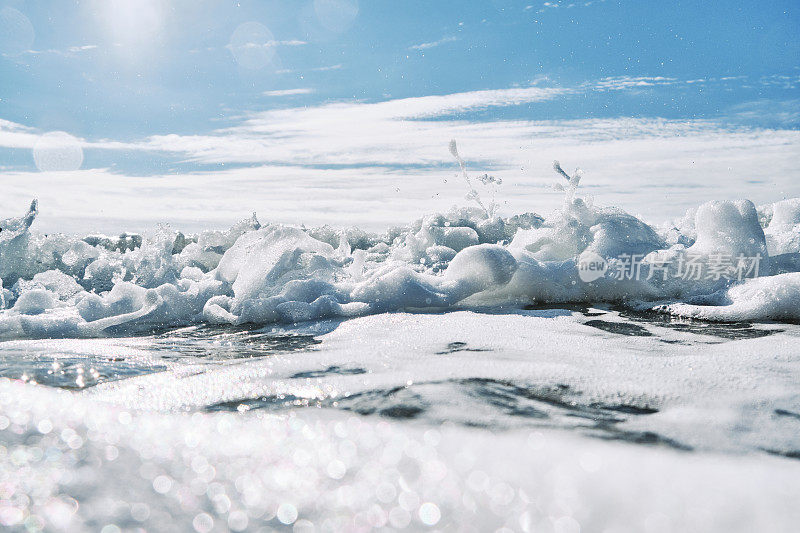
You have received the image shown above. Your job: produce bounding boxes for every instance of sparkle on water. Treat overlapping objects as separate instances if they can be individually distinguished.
[1,308,799,531]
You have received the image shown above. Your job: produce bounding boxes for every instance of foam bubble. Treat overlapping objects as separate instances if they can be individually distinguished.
[766,198,800,255]
[660,272,800,322]
[690,200,768,259]
[13,289,57,315]
[2,187,800,340]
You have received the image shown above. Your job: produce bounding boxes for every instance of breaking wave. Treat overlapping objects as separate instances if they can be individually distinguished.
[1,167,799,340]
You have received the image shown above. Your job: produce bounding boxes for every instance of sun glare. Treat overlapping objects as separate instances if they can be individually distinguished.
[96,0,165,49]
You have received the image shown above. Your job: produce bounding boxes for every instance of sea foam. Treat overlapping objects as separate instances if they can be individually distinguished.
[1,176,799,339]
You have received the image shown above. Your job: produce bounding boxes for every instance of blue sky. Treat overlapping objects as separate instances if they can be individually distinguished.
[0,0,799,232]
[2,0,798,137]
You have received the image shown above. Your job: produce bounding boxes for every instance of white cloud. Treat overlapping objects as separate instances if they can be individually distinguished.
[276,63,343,74]
[5,76,796,170]
[9,44,98,57]
[7,78,792,173]
[119,85,570,167]
[225,39,307,51]
[4,77,800,234]
[592,76,677,91]
[270,40,307,47]
[66,45,98,53]
[758,73,800,90]
[4,123,799,235]
[409,36,459,51]
[729,99,800,127]
[0,118,42,149]
[537,0,607,12]
[263,88,315,97]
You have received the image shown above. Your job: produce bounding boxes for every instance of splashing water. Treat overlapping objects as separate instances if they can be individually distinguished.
[2,148,800,532]
[1,150,800,341]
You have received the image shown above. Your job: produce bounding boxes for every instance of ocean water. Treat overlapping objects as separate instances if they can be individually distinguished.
[2,178,800,531]
[2,310,800,532]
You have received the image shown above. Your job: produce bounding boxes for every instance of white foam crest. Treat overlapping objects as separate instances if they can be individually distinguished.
[765,198,800,255]
[1,171,799,338]
[658,272,800,322]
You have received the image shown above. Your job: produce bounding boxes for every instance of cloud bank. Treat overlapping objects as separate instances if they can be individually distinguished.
[263,88,315,97]
[2,76,799,233]
[409,36,459,51]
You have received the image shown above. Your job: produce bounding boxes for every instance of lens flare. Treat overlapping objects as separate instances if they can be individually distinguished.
[95,0,165,51]
[0,7,35,56]
[228,22,277,70]
[33,132,84,172]
[313,0,359,33]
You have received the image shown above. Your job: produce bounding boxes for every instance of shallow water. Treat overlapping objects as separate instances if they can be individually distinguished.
[2,308,800,531]
[2,191,800,531]
[2,308,795,445]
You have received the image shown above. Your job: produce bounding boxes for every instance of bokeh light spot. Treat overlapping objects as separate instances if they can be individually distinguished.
[0,7,35,56]
[192,513,214,533]
[228,21,277,70]
[277,502,298,525]
[313,0,359,33]
[418,502,441,526]
[33,132,84,173]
